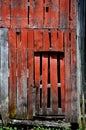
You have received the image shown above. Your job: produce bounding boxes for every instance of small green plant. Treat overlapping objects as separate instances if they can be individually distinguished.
[0,126,17,130]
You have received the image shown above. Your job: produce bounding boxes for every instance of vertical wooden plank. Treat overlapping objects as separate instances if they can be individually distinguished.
[9,29,17,118]
[60,0,69,28]
[0,0,2,26]
[51,30,63,51]
[42,54,48,114]
[50,54,58,114]
[0,28,9,123]
[44,0,51,28]
[11,0,28,28]
[34,30,43,51]
[43,30,50,51]
[27,30,33,119]
[35,55,40,114]
[51,30,57,51]
[11,0,19,28]
[0,30,1,106]
[65,30,71,121]
[17,29,27,118]
[57,30,64,51]
[60,57,65,113]
[71,31,77,122]
[20,0,28,28]
[34,0,43,27]
[29,0,34,27]
[51,0,59,28]
[1,0,10,27]
[69,0,76,29]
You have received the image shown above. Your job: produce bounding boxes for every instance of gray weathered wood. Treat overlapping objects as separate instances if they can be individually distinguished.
[0,28,9,124]
[9,119,71,129]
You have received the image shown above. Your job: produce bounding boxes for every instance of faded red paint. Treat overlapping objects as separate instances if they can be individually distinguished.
[60,0,69,28]
[1,0,10,27]
[60,57,65,113]
[8,29,17,117]
[51,0,59,28]
[34,0,43,27]
[0,0,77,122]
[11,0,28,28]
[51,30,63,51]
[42,54,48,114]
[43,30,50,51]
[34,30,43,51]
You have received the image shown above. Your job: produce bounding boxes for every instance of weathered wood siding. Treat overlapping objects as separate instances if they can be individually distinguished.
[0,0,78,123]
[0,0,76,29]
[0,28,9,124]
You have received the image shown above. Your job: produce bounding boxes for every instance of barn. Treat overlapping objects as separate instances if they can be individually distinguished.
[0,0,86,128]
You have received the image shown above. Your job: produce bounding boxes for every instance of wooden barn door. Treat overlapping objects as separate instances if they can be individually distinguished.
[34,52,65,116]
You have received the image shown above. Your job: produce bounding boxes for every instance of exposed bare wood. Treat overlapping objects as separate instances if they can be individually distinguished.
[27,30,34,119]
[16,29,27,118]
[0,28,9,124]
[64,30,71,121]
[70,31,77,122]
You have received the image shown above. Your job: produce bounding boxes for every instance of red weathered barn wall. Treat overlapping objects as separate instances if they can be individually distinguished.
[0,0,77,123]
[0,0,76,29]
